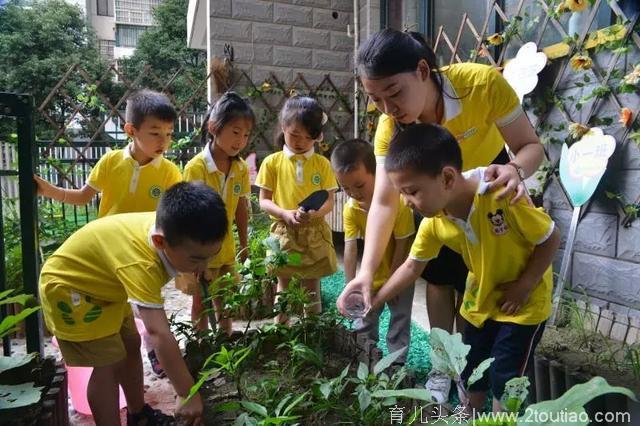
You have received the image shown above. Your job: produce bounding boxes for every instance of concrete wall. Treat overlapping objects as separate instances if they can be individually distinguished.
[208,0,354,88]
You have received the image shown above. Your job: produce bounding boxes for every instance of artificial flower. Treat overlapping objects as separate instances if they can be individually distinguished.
[565,0,588,12]
[619,108,633,128]
[289,89,298,98]
[623,64,640,86]
[570,54,592,71]
[487,33,504,46]
[319,142,330,152]
[261,81,271,93]
[555,2,569,14]
[568,122,590,139]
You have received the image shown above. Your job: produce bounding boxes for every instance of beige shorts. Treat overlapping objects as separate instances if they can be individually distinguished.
[174,265,238,296]
[56,314,138,367]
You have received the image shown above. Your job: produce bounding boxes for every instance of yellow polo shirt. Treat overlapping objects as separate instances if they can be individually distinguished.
[39,212,177,341]
[183,144,250,267]
[87,145,182,217]
[255,146,338,219]
[343,197,415,290]
[410,168,555,328]
[374,63,522,171]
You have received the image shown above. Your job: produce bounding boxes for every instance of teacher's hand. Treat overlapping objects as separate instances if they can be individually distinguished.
[484,164,526,204]
[336,273,374,317]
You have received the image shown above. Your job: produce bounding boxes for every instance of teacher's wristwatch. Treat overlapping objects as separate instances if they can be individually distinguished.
[507,162,525,181]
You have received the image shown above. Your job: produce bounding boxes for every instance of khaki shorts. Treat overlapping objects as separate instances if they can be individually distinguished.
[56,314,138,367]
[174,265,238,296]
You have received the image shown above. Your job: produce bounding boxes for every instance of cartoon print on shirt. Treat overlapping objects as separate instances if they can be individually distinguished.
[488,209,508,236]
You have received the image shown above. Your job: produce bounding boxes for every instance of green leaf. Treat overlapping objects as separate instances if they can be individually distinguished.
[0,307,41,339]
[0,294,37,307]
[0,353,37,374]
[373,347,406,375]
[429,328,470,378]
[371,388,434,402]
[467,357,494,386]
[240,401,268,418]
[357,362,368,381]
[214,401,241,412]
[357,388,371,412]
[519,377,636,425]
[287,253,302,266]
[281,391,307,416]
[319,381,332,400]
[0,383,44,409]
[501,376,529,413]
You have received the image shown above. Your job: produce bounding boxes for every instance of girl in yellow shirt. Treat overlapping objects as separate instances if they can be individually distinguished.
[177,92,254,335]
[256,96,338,323]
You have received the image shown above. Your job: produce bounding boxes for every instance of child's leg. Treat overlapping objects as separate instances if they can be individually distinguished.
[208,267,234,336]
[87,364,121,425]
[302,278,321,316]
[353,305,381,344]
[116,316,145,413]
[460,320,499,411]
[275,276,291,324]
[386,282,415,365]
[487,321,546,412]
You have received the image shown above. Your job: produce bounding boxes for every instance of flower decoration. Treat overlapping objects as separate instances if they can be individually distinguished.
[623,65,640,86]
[555,2,569,14]
[565,0,588,12]
[619,108,633,128]
[289,89,298,98]
[569,122,590,139]
[318,142,330,153]
[570,54,592,71]
[261,81,271,93]
[487,33,504,46]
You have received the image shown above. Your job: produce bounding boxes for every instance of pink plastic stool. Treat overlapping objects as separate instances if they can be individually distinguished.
[51,318,148,415]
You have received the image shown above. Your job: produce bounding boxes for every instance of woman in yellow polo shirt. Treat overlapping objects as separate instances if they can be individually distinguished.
[338,28,544,403]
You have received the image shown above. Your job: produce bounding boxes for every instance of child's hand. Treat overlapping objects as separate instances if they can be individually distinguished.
[281,210,301,226]
[336,276,373,317]
[176,393,203,425]
[496,279,534,316]
[33,174,52,197]
[296,207,311,223]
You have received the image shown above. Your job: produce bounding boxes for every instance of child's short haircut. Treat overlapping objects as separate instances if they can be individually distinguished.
[200,92,255,145]
[331,139,376,175]
[156,182,228,246]
[125,89,177,128]
[385,124,462,176]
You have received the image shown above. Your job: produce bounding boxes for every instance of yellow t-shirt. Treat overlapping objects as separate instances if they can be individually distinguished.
[183,144,251,267]
[343,197,415,290]
[39,212,176,341]
[255,146,338,219]
[87,145,182,218]
[374,63,522,171]
[410,168,555,328]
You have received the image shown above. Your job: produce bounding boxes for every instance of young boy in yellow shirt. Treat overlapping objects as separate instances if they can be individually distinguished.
[35,89,182,217]
[39,182,227,425]
[366,124,560,411]
[332,139,415,364]
[35,89,182,376]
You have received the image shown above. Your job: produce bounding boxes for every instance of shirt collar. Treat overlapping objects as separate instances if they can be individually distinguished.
[462,167,490,195]
[123,143,163,168]
[440,73,462,122]
[147,225,178,278]
[283,144,314,159]
[349,197,368,212]
[203,142,219,174]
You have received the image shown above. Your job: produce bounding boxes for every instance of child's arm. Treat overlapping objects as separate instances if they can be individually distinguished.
[497,225,561,315]
[371,258,426,311]
[344,239,358,284]
[389,237,412,275]
[258,188,300,226]
[235,197,249,261]
[34,174,97,205]
[303,189,335,221]
[136,306,203,421]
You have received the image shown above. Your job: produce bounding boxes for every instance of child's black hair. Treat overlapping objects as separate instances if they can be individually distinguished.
[200,92,255,146]
[125,89,177,128]
[156,182,228,246]
[385,124,462,176]
[330,139,376,175]
[357,29,445,101]
[275,96,325,149]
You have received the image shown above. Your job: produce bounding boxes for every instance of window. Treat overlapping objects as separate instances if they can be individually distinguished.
[97,0,113,16]
[98,39,115,60]
[116,24,148,48]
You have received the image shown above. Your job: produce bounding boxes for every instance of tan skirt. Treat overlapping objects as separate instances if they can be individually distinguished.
[174,265,238,295]
[270,220,337,279]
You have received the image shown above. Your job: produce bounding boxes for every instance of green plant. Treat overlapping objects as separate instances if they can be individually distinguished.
[626,344,640,380]
[0,290,40,339]
[217,391,309,426]
[187,345,252,401]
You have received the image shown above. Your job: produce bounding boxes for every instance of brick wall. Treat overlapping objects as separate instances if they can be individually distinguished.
[208,0,354,88]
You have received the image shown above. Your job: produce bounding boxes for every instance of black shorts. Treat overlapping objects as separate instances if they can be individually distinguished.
[461,320,546,399]
[414,148,511,293]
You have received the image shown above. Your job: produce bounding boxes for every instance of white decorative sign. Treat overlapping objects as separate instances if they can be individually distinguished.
[503,42,547,102]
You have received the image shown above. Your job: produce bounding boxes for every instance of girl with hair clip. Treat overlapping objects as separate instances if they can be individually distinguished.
[176,92,255,335]
[255,96,338,324]
[336,29,544,403]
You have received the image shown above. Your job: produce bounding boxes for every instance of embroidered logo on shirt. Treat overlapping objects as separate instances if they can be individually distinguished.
[311,173,321,186]
[233,183,241,196]
[149,185,163,199]
[487,209,508,235]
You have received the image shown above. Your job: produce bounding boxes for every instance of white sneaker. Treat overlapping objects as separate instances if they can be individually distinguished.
[425,371,452,404]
